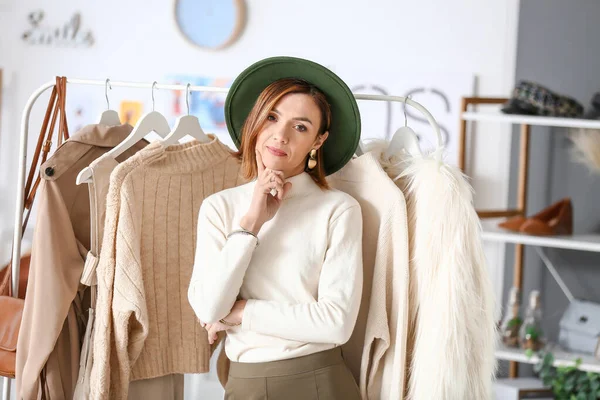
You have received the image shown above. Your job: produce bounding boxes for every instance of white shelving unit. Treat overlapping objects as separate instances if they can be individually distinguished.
[481,224,600,253]
[483,221,600,369]
[496,343,600,374]
[462,108,600,374]
[484,223,600,371]
[462,111,600,130]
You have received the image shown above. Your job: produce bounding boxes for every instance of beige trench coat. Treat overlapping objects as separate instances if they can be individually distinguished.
[16,124,146,400]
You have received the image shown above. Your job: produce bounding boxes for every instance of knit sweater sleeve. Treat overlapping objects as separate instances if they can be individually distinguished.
[242,205,363,344]
[89,163,132,400]
[110,175,149,399]
[188,197,258,324]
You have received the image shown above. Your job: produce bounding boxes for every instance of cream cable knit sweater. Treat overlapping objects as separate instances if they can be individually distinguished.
[90,137,245,400]
[188,172,364,363]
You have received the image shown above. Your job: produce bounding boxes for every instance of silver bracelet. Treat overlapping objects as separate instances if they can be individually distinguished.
[226,229,259,246]
[219,318,241,327]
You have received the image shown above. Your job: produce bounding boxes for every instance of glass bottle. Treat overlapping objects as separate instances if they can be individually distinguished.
[519,290,544,351]
[500,287,522,347]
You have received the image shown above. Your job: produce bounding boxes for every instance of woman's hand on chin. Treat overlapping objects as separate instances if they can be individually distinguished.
[241,150,292,234]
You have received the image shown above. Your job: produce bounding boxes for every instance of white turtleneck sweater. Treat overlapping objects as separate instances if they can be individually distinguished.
[188,172,363,363]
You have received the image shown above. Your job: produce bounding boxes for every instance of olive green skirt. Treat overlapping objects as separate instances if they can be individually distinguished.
[224,347,361,400]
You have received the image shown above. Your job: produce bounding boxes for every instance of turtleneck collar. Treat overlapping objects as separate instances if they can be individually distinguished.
[283,172,320,199]
[144,135,234,174]
[249,172,320,200]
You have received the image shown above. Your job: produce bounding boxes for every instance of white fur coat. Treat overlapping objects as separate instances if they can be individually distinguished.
[568,128,600,174]
[364,142,497,400]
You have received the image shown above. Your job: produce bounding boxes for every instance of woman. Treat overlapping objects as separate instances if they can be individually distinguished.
[188,56,363,399]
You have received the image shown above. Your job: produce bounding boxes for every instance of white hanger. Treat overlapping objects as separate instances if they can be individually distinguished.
[385,96,423,159]
[98,79,122,126]
[76,82,171,185]
[161,83,210,146]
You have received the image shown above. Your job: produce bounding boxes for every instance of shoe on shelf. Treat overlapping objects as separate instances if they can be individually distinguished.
[497,216,526,232]
[498,198,573,236]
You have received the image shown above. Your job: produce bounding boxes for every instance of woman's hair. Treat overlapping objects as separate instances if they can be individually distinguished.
[233,78,332,189]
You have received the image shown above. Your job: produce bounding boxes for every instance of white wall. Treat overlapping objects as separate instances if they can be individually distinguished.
[0,0,519,397]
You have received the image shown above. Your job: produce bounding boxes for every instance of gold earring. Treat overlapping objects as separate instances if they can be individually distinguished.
[307,149,317,170]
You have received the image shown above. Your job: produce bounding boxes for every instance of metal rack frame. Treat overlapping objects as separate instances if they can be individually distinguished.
[3,78,441,399]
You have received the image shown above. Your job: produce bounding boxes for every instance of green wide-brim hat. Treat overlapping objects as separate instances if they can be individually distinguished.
[224,56,361,175]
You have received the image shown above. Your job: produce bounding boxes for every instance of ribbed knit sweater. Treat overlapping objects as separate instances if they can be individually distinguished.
[188,172,364,363]
[90,136,245,400]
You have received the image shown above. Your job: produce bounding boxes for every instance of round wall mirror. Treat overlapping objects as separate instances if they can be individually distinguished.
[174,0,247,50]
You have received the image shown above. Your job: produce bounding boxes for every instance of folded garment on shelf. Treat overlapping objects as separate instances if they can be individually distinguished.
[502,81,584,118]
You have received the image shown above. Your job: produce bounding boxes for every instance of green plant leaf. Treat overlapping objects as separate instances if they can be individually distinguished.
[544,352,555,366]
[526,348,534,359]
[566,375,577,392]
[525,325,541,340]
[538,351,600,399]
[560,365,577,375]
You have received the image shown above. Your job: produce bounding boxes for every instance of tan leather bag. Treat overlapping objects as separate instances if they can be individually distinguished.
[0,76,69,379]
[0,260,26,378]
[0,254,29,300]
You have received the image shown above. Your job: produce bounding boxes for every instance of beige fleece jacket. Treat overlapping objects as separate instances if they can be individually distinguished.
[328,152,410,400]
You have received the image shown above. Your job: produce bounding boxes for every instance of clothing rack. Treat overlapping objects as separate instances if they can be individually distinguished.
[3,78,442,400]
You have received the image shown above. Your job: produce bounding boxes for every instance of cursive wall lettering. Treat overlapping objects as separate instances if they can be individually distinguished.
[22,11,94,47]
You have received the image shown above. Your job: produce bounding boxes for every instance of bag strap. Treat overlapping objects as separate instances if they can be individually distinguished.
[58,76,70,144]
[24,77,69,211]
[23,85,57,210]
[0,77,70,298]
[0,257,12,297]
